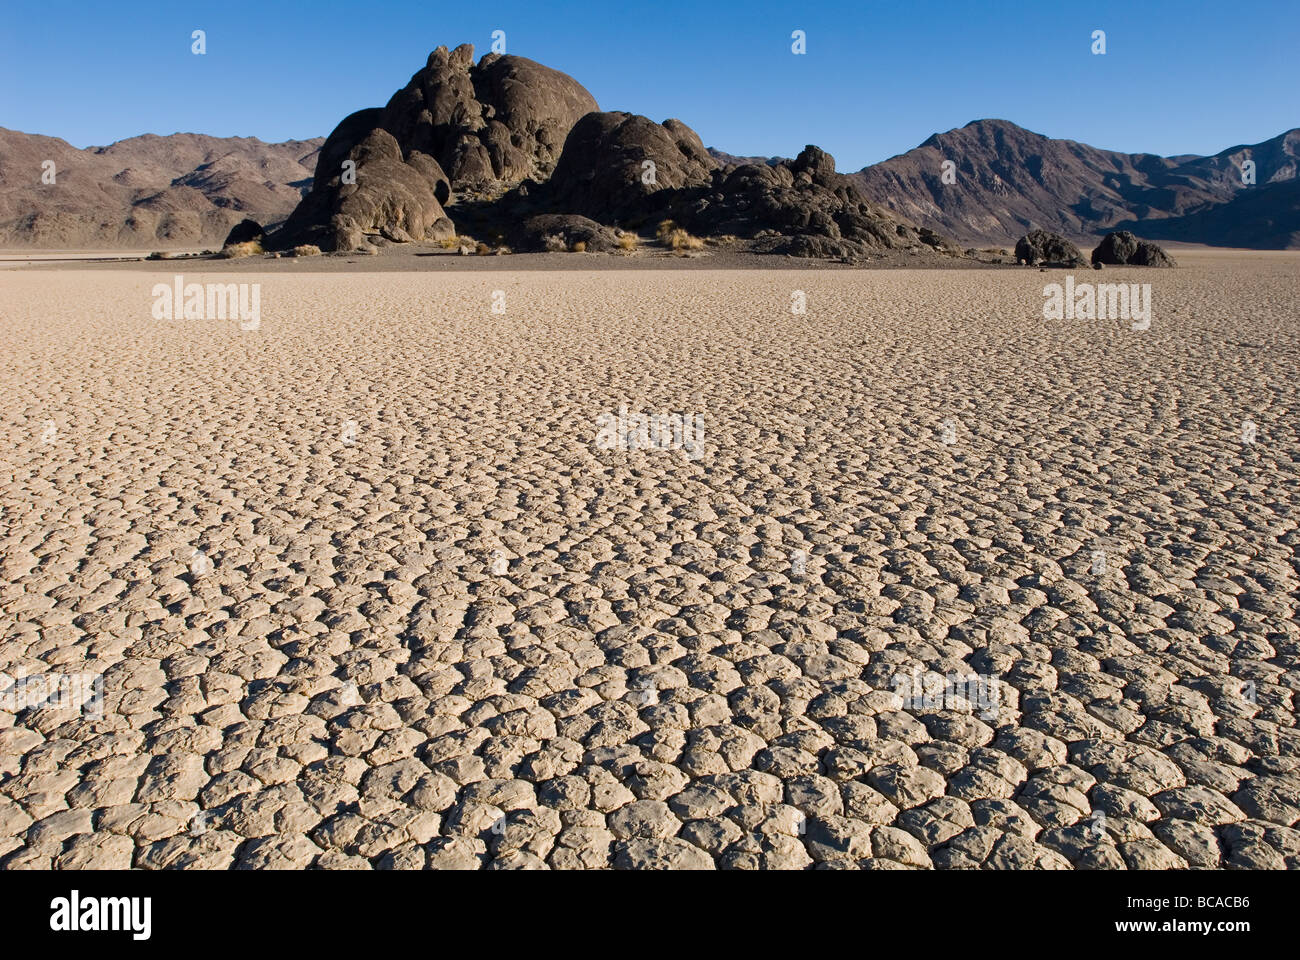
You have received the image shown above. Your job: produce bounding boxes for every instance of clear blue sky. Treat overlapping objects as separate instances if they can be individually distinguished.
[2,0,1296,170]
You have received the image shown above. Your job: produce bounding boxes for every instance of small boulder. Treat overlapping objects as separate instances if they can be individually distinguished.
[1091,231,1177,267]
[1014,230,1088,268]
[222,219,263,247]
[510,214,620,253]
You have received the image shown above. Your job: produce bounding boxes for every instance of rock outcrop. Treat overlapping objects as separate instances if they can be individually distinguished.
[1091,230,1177,267]
[680,146,963,258]
[1014,230,1088,267]
[270,43,598,251]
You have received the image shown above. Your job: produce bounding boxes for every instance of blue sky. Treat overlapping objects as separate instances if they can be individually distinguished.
[2,0,1296,170]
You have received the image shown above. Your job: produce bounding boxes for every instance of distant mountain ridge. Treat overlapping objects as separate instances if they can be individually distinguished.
[2,99,1295,249]
[0,128,322,248]
[849,119,1300,248]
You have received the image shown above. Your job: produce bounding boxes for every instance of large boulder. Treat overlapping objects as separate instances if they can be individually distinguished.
[1014,229,1089,267]
[273,129,454,251]
[1091,230,1177,267]
[546,112,717,221]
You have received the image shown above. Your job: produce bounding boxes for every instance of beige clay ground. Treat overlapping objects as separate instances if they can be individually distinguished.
[1,254,1298,868]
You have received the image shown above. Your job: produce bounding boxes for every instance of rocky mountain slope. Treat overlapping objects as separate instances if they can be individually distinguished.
[851,120,1300,248]
[0,128,322,248]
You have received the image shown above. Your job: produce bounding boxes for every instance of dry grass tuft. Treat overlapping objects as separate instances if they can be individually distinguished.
[616,232,638,252]
[571,240,587,253]
[665,229,705,252]
[218,241,263,259]
[291,244,321,257]
[655,219,705,251]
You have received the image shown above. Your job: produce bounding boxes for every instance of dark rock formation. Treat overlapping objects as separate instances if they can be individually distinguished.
[679,145,962,258]
[1014,230,1088,267]
[222,219,264,247]
[1091,230,1177,266]
[269,43,598,250]
[269,50,958,259]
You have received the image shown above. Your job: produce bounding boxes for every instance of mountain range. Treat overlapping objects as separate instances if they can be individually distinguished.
[851,120,1299,248]
[0,128,321,248]
[0,49,1294,250]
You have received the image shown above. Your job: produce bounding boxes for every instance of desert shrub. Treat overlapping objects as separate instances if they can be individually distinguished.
[543,234,567,253]
[292,244,321,257]
[219,240,263,259]
[570,240,587,253]
[475,242,491,256]
[616,232,638,252]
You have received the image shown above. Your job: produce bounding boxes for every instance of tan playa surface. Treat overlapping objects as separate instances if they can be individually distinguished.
[2,255,1299,869]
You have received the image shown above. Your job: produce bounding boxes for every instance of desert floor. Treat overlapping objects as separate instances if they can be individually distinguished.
[2,253,1298,869]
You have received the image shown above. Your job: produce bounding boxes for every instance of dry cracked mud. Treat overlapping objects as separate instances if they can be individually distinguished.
[2,253,1298,869]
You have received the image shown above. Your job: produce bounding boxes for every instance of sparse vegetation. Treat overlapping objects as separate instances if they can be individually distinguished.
[616,232,638,252]
[543,234,567,253]
[655,219,705,252]
[291,244,321,257]
[666,229,705,252]
[570,240,587,253]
